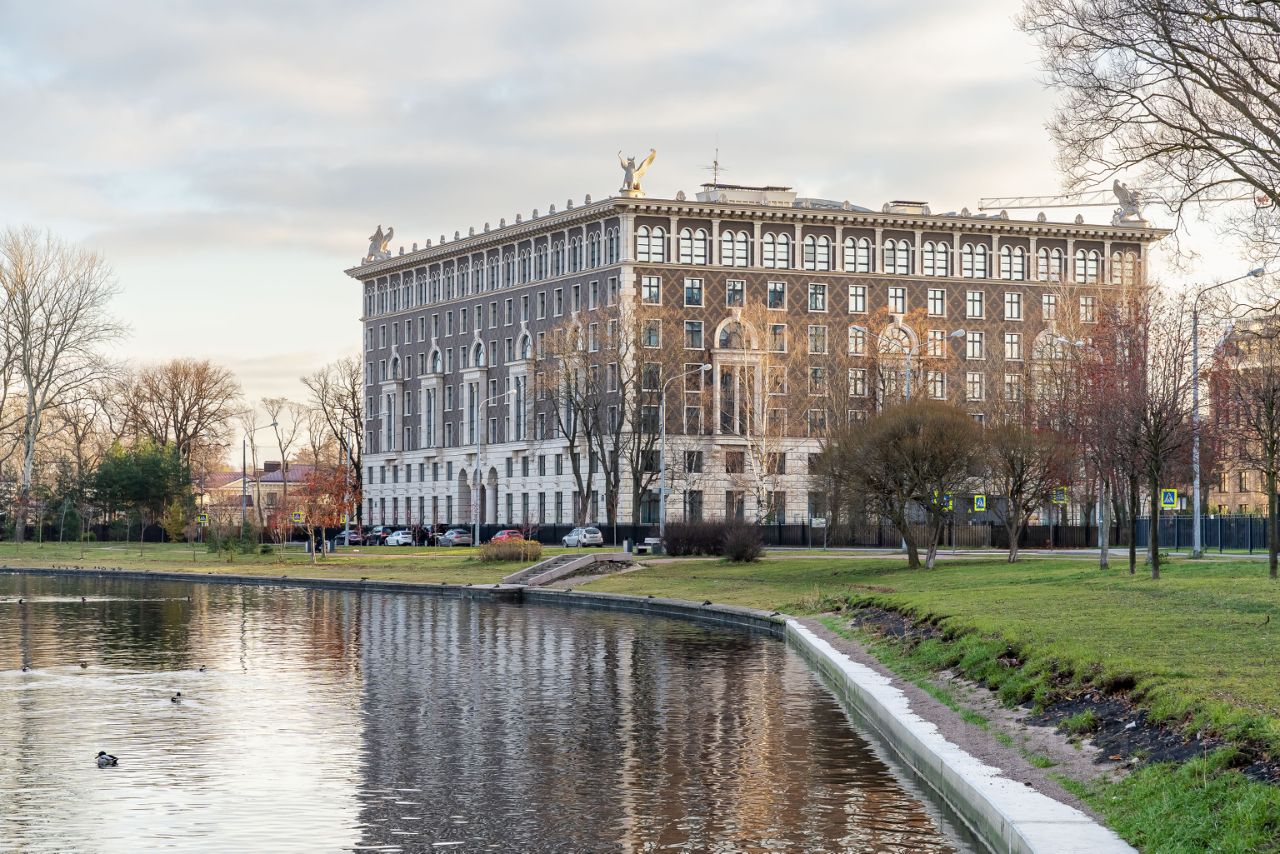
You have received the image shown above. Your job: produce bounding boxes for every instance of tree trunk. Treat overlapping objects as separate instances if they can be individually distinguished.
[1098,476,1111,570]
[1128,472,1138,575]
[1149,474,1161,580]
[139,513,146,556]
[1005,498,1021,563]
[924,518,943,569]
[894,510,920,568]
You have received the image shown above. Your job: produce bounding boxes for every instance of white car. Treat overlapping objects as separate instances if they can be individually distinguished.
[384,530,414,546]
[562,527,604,547]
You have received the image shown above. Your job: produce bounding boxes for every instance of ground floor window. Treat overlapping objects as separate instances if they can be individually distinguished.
[725,490,745,522]
[684,490,703,521]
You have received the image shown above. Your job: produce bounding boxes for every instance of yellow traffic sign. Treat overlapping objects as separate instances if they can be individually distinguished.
[1052,487,1069,505]
[197,513,208,525]
[1160,488,1178,510]
[973,494,986,512]
[291,511,304,523]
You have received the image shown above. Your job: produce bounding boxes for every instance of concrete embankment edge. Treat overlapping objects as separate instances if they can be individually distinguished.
[785,620,1134,854]
[6,567,1132,853]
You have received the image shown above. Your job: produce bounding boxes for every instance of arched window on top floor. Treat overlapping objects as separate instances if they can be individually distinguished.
[923,241,950,276]
[636,226,668,263]
[721,230,750,267]
[844,236,873,273]
[551,240,564,276]
[678,227,709,264]
[762,232,791,269]
[999,245,1027,281]
[1111,250,1139,285]
[1075,248,1101,283]
[883,238,912,275]
[803,235,832,271]
[534,246,547,280]
[961,243,989,278]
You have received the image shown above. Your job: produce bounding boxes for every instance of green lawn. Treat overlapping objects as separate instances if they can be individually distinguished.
[0,541,573,585]
[588,555,1280,751]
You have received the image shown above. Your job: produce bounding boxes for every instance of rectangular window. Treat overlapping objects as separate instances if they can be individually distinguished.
[1042,293,1057,320]
[769,323,787,352]
[684,490,703,521]
[1004,332,1022,361]
[683,277,703,307]
[768,365,788,395]
[1080,295,1097,323]
[1003,373,1023,401]
[808,282,827,312]
[642,320,661,348]
[641,275,660,304]
[927,370,946,399]
[809,365,827,394]
[848,284,866,313]
[807,325,828,354]
[684,320,704,349]
[888,286,906,314]
[928,288,945,317]
[683,405,701,434]
[641,362,660,391]
[848,325,866,355]
[927,328,945,358]
[725,451,745,473]
[1004,291,1022,320]
[966,290,984,318]
[849,367,867,397]
[537,291,547,318]
[726,279,744,307]
[767,281,786,309]
[686,451,705,473]
[966,330,984,360]
[554,288,564,315]
[966,371,985,401]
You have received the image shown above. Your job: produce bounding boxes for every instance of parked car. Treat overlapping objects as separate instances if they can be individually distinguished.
[384,530,414,546]
[332,530,364,546]
[562,527,604,547]
[490,529,524,543]
[437,528,473,547]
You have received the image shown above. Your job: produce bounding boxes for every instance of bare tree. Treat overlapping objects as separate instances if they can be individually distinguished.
[0,227,123,542]
[986,422,1071,562]
[1216,315,1280,578]
[1021,0,1280,263]
[301,355,364,524]
[541,325,600,525]
[1135,292,1196,578]
[117,358,241,465]
[262,397,305,544]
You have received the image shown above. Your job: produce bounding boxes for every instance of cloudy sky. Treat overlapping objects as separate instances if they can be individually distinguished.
[0,0,1250,404]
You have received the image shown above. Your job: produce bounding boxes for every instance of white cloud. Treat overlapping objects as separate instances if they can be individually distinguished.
[0,0,1260,407]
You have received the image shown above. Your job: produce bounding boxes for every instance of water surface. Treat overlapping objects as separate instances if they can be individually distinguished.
[0,573,965,852]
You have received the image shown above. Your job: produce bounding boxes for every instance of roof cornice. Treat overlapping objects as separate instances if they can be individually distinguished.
[347,195,1168,282]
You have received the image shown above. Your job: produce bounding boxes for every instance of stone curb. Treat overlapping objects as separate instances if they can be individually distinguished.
[786,621,1134,854]
[4,566,1132,853]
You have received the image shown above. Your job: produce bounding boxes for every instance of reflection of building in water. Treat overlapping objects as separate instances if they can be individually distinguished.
[353,594,954,852]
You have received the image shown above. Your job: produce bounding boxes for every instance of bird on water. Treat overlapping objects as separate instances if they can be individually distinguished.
[171,692,182,704]
[96,751,118,768]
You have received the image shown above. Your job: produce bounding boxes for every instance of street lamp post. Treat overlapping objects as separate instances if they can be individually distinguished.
[658,363,712,542]
[242,421,278,535]
[1191,267,1265,558]
[474,387,515,547]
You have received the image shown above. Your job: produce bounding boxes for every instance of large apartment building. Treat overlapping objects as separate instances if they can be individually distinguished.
[348,179,1165,529]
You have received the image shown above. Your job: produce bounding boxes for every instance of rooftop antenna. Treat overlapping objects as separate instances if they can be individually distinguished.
[702,148,728,187]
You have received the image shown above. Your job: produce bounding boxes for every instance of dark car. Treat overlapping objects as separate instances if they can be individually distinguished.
[437,528,473,547]
[333,530,364,546]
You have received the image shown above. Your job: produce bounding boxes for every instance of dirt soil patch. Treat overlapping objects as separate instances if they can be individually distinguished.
[851,604,1280,787]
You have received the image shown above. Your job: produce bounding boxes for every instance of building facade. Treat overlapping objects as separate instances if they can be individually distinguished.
[348,182,1165,530]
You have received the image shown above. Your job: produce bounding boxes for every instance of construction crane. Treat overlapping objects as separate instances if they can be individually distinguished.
[978,181,1269,226]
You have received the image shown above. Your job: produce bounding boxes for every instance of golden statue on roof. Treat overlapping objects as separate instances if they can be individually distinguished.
[618,149,656,198]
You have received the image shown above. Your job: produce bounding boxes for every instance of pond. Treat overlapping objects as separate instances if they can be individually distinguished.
[0,573,968,852]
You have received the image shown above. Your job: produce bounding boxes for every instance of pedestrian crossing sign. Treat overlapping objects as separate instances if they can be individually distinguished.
[197,513,208,525]
[291,511,304,523]
[973,494,986,512]
[1052,487,1069,505]
[1160,489,1178,510]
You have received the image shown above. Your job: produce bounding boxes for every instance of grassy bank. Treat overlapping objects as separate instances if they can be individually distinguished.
[587,554,1280,852]
[0,541,564,585]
